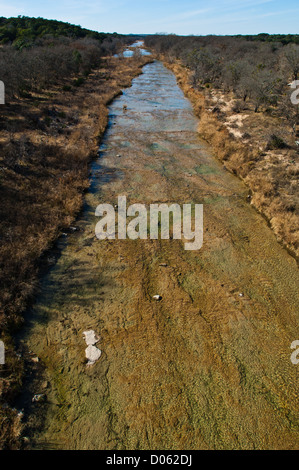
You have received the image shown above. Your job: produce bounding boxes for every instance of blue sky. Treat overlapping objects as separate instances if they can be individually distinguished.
[1,0,299,35]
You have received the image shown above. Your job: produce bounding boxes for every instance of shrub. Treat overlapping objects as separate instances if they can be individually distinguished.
[73,77,85,87]
[62,85,72,92]
[266,134,287,150]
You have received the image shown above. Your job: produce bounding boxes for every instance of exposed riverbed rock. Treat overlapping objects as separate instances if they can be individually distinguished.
[153,295,162,301]
[32,393,46,403]
[83,330,100,345]
[85,345,102,365]
[83,330,101,365]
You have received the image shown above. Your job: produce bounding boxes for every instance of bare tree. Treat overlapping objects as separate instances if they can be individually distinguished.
[249,68,281,112]
[284,44,299,81]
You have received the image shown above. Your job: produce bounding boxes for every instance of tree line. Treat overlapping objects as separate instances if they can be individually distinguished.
[0,17,130,101]
[0,16,119,49]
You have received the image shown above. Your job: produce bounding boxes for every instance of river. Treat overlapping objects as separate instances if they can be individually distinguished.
[19,60,299,450]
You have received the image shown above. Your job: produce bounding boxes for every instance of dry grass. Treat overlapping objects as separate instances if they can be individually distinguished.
[0,54,152,449]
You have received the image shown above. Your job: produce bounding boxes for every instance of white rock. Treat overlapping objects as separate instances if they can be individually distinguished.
[153,295,162,301]
[32,394,46,403]
[83,330,100,345]
[85,345,102,365]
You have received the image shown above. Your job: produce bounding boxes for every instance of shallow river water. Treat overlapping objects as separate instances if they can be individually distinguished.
[20,60,299,450]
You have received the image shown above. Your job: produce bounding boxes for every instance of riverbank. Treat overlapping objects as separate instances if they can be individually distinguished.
[157,57,299,262]
[0,53,152,449]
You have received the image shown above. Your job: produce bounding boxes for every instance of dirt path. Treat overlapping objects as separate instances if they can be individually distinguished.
[19,61,299,450]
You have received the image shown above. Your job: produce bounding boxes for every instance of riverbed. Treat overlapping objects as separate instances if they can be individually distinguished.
[19,59,299,450]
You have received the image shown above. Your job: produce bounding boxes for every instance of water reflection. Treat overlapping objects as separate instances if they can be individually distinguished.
[115,40,151,58]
